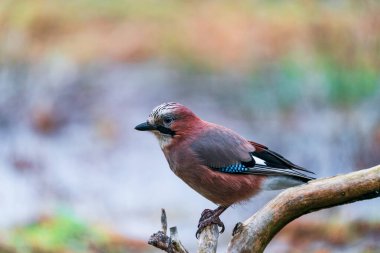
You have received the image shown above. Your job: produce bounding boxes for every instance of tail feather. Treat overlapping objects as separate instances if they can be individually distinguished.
[246,164,314,182]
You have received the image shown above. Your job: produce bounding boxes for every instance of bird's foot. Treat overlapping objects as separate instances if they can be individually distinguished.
[195,208,225,239]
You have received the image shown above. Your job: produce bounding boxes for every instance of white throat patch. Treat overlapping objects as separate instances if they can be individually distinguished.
[154,132,173,149]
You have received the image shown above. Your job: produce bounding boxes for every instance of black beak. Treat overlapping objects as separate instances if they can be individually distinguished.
[135,122,156,131]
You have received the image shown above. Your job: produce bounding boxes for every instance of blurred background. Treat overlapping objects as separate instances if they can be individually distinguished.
[1,0,380,252]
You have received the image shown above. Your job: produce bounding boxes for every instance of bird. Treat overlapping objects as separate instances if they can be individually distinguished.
[135,102,315,237]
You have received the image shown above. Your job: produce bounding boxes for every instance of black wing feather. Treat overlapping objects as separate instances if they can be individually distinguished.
[249,141,314,174]
[211,141,315,182]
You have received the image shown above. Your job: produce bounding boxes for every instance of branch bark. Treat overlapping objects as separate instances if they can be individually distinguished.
[148,209,188,253]
[148,209,219,253]
[148,165,380,253]
[228,164,380,253]
[197,224,219,253]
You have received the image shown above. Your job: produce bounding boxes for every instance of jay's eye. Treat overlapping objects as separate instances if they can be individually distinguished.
[163,117,173,124]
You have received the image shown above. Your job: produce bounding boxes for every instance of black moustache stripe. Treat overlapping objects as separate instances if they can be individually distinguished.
[156,125,176,136]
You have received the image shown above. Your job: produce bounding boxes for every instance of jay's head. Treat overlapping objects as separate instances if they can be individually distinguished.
[135,102,200,147]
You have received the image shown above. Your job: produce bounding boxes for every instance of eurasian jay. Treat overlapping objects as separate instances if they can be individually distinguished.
[135,102,315,237]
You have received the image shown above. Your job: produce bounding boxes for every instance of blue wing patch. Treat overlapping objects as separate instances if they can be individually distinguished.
[217,163,250,173]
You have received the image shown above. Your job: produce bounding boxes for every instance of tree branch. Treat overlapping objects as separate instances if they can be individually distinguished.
[227,164,380,253]
[148,209,188,253]
[197,224,219,253]
[148,208,220,253]
[148,165,380,253]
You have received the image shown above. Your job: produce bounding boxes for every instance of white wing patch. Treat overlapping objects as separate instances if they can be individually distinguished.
[252,154,267,166]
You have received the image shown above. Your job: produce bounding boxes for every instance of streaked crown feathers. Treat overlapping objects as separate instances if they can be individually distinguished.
[149,102,181,120]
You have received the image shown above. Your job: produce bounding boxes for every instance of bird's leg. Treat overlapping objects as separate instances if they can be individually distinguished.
[196,205,229,238]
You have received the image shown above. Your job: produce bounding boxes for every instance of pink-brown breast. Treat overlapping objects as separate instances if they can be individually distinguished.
[163,138,265,206]
[177,163,265,206]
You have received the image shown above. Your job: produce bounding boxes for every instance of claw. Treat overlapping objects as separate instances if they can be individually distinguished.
[232,222,243,236]
[195,228,202,239]
[195,206,228,238]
